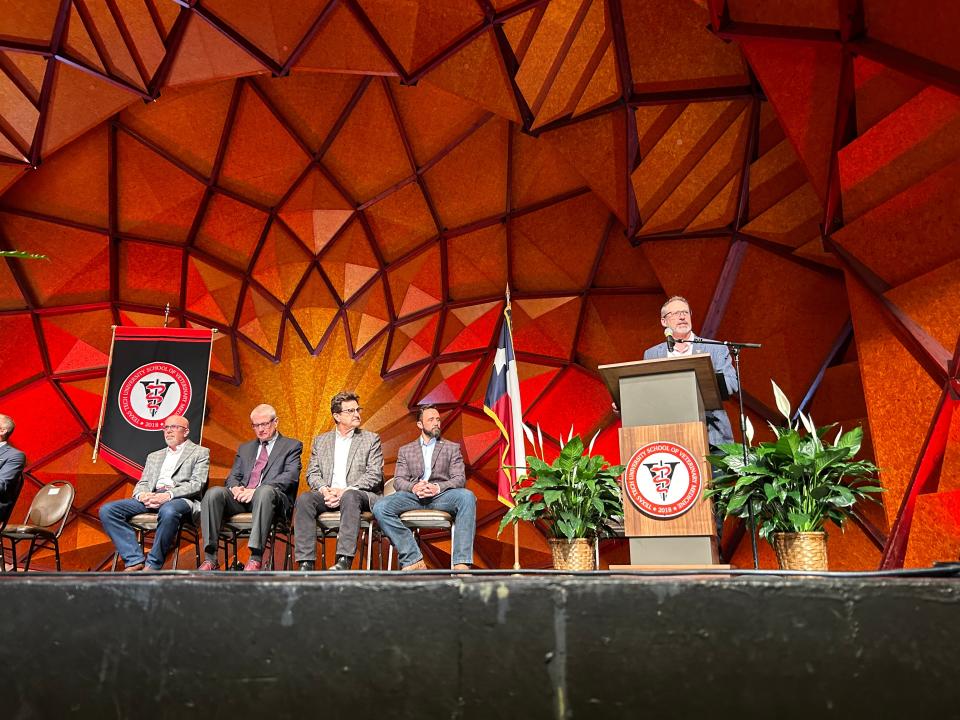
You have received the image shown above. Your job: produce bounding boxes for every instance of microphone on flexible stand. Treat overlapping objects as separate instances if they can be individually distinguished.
[664,327,676,352]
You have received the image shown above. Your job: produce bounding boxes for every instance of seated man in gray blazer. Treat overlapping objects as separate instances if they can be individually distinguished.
[99,415,209,571]
[294,391,383,571]
[198,404,302,571]
[373,405,476,571]
[643,295,739,448]
[0,413,26,529]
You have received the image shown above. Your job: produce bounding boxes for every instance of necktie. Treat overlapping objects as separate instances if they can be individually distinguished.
[247,442,269,488]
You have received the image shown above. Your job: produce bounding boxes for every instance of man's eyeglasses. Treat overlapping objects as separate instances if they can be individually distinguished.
[251,419,277,430]
[338,407,362,415]
[162,425,187,431]
[662,309,690,320]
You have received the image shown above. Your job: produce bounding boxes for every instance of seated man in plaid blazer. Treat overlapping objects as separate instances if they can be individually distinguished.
[373,405,476,571]
[294,391,384,571]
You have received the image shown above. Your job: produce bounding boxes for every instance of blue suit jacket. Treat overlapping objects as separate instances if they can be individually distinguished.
[643,338,739,448]
[0,443,26,525]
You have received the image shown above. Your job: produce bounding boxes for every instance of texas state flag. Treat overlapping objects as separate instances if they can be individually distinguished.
[483,309,526,507]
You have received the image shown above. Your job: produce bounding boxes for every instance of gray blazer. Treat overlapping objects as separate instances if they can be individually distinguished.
[132,440,210,520]
[306,427,383,506]
[643,338,739,448]
[393,438,466,494]
[0,442,26,525]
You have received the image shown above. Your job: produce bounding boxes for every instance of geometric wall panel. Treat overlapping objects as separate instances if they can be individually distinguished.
[4,0,959,569]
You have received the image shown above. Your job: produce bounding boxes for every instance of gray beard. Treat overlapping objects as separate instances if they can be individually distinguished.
[427,427,441,440]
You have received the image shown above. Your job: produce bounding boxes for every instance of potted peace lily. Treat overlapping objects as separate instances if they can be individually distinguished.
[498,427,625,570]
[705,380,882,571]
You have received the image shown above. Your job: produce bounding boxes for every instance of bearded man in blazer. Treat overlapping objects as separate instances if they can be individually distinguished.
[294,391,383,571]
[99,415,209,571]
[198,404,303,571]
[643,295,739,448]
[372,405,475,571]
[0,413,26,528]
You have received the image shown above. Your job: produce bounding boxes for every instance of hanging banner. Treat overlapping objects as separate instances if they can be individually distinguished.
[94,327,214,479]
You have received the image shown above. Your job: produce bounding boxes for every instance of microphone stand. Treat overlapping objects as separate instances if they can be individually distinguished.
[679,336,762,569]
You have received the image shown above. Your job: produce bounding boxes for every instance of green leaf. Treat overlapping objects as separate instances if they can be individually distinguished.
[835,427,863,455]
[0,250,48,260]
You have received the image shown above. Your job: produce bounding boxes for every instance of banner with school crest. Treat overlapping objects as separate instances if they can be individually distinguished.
[94,327,214,479]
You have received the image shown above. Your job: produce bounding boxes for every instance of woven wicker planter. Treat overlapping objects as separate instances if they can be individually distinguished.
[548,538,595,571]
[772,531,828,571]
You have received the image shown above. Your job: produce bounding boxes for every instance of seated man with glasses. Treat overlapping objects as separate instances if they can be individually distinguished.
[643,295,739,448]
[99,415,209,571]
[198,404,303,571]
[294,391,383,571]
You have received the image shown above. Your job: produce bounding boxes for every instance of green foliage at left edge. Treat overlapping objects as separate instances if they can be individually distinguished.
[0,250,48,260]
[498,434,626,540]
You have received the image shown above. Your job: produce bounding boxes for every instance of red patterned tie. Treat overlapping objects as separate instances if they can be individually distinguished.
[247,442,268,488]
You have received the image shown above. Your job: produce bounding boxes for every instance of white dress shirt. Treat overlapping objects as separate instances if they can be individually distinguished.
[667,334,698,358]
[154,442,186,494]
[332,430,353,489]
[420,436,436,482]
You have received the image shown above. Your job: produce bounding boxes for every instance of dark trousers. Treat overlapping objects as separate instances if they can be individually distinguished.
[200,485,282,559]
[294,488,372,561]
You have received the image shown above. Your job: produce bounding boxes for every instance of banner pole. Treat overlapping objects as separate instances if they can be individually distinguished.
[196,328,217,447]
[92,325,119,463]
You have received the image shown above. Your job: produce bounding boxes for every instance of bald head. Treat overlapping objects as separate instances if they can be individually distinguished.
[0,413,14,442]
[162,415,189,448]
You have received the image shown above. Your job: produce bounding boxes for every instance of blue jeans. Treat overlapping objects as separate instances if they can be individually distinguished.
[99,497,193,569]
[372,489,476,567]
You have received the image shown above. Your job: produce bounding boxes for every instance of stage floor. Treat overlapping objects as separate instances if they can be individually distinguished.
[2,568,958,718]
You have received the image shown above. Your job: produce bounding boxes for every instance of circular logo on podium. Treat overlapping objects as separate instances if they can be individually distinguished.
[623,441,702,519]
[117,362,192,430]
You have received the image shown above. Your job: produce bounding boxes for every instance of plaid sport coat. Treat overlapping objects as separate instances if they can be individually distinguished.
[132,439,210,519]
[393,437,466,494]
[305,427,383,504]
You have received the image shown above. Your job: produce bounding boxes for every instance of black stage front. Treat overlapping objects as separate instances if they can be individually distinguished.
[3,569,959,718]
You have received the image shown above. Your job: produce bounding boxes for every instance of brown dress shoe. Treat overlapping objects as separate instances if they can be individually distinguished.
[453,564,471,571]
[197,559,219,571]
[244,558,263,571]
[402,559,427,571]
[123,562,144,572]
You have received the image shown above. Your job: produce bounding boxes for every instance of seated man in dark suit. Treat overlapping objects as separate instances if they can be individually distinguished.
[99,415,209,571]
[198,404,302,571]
[372,405,476,571]
[0,413,26,528]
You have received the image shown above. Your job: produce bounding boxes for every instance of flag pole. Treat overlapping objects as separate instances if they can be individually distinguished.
[92,325,118,463]
[505,285,522,571]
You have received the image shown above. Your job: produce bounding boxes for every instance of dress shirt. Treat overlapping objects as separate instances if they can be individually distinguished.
[154,443,186,494]
[667,334,699,359]
[420,436,436,483]
[332,430,353,489]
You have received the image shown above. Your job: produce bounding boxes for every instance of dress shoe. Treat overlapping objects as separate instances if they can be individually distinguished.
[298,561,315,572]
[197,559,219,571]
[329,555,353,571]
[244,558,263,572]
[453,563,471,571]
[402,559,427,571]
[122,562,145,572]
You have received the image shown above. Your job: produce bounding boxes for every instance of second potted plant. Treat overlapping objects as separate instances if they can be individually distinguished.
[706,380,882,571]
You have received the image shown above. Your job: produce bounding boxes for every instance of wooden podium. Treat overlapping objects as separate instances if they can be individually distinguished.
[599,355,726,568]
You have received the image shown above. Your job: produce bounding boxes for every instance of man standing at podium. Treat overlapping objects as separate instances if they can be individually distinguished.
[643,296,738,448]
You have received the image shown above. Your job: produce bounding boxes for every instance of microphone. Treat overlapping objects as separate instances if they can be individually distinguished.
[664,327,675,352]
